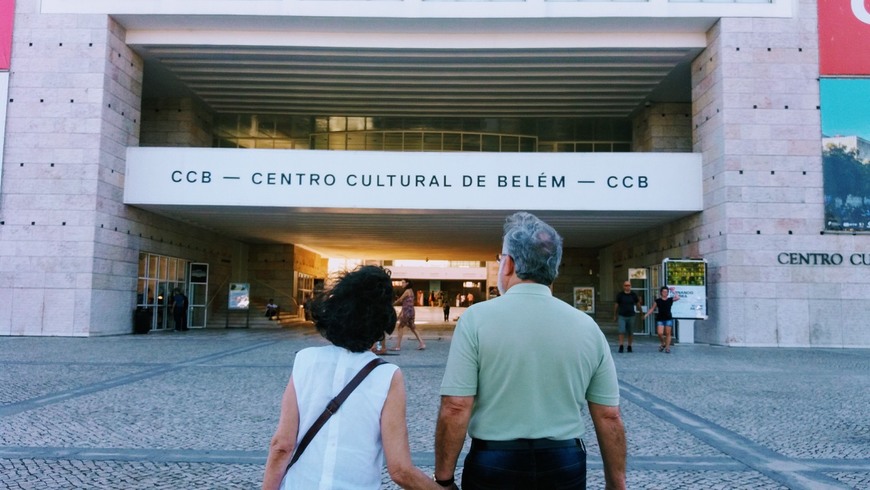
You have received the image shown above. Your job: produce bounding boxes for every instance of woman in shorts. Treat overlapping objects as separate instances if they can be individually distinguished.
[644,286,680,353]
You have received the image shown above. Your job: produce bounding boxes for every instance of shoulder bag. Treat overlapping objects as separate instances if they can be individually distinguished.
[283,357,387,476]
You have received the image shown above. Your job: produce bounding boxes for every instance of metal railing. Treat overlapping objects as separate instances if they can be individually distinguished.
[309,130,538,152]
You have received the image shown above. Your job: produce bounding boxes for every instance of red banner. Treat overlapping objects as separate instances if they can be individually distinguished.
[819,0,870,75]
[0,0,13,70]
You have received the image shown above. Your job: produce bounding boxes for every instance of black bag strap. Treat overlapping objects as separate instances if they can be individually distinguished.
[284,357,387,475]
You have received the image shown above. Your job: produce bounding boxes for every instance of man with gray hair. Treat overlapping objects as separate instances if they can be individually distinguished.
[434,212,626,489]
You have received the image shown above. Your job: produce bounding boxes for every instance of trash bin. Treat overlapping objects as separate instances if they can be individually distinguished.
[133,307,152,334]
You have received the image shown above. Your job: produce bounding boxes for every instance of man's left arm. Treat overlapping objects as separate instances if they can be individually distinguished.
[588,401,626,490]
[434,395,474,485]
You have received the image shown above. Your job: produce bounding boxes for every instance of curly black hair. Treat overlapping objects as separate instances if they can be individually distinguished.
[308,265,397,352]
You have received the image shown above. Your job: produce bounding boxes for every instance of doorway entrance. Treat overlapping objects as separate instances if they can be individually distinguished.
[137,253,189,332]
[188,263,209,328]
[626,266,653,336]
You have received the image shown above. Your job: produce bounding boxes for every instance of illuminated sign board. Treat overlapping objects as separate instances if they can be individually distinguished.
[662,258,707,320]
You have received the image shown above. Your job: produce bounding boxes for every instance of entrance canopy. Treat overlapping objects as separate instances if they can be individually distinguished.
[44,2,769,260]
[125,148,702,260]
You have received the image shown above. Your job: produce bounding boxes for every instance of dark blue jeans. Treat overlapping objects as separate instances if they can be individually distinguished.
[461,442,587,489]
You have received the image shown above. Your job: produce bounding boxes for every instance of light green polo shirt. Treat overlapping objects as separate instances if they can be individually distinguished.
[440,283,619,441]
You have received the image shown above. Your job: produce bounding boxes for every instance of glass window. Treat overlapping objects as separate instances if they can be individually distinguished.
[384,133,404,151]
[423,133,443,151]
[290,117,312,138]
[462,133,481,151]
[328,133,347,150]
[346,132,366,150]
[328,117,347,132]
[443,133,462,152]
[137,279,147,305]
[176,261,187,282]
[404,118,425,131]
[311,134,328,149]
[404,132,423,151]
[314,117,329,133]
[520,137,537,152]
[213,114,631,154]
[482,135,500,152]
[366,132,384,150]
[257,115,278,138]
[500,136,519,152]
[346,117,366,131]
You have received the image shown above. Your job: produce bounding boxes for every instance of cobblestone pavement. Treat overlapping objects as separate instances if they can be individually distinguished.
[1,326,868,489]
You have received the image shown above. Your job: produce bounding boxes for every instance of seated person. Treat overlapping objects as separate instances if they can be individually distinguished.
[265,299,279,319]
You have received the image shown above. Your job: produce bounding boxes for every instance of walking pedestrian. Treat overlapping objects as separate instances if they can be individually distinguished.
[644,286,680,353]
[263,266,442,490]
[613,281,641,352]
[391,280,426,351]
[434,212,626,489]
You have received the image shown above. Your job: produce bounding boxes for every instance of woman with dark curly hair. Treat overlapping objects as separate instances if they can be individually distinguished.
[263,266,445,490]
[391,279,426,351]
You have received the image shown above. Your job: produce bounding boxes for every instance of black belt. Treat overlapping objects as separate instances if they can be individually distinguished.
[471,438,581,451]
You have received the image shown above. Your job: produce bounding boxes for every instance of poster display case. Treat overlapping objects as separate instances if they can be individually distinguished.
[662,259,707,320]
[228,283,250,310]
[573,287,595,314]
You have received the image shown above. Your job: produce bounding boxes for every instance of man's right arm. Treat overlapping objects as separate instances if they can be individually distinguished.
[434,395,474,485]
[588,401,626,490]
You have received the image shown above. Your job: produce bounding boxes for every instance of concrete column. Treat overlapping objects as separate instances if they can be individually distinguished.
[0,2,240,336]
[690,1,827,346]
[0,3,143,335]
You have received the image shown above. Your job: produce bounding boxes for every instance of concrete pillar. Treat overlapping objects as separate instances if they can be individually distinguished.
[0,4,143,335]
[690,2,825,345]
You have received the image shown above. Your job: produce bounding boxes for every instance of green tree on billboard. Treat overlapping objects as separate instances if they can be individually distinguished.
[823,144,870,230]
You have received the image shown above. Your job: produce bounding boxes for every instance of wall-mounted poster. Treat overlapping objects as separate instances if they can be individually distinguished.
[662,259,707,320]
[819,1,870,232]
[821,79,870,231]
[228,283,250,310]
[573,287,595,314]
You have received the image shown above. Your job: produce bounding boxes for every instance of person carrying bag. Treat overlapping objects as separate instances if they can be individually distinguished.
[263,266,448,490]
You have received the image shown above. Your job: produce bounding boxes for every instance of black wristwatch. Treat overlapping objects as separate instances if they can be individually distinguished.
[433,474,455,487]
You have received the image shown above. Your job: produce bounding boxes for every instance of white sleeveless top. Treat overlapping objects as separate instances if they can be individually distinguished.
[281,345,398,490]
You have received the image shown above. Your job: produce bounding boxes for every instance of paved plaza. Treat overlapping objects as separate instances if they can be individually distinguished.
[0,326,868,489]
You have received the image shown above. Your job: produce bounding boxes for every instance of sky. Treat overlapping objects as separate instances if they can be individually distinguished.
[820,78,870,139]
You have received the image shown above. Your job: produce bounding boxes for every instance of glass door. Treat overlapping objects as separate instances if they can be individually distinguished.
[628,268,651,335]
[156,281,172,330]
[188,263,208,328]
[644,265,661,335]
[137,253,190,332]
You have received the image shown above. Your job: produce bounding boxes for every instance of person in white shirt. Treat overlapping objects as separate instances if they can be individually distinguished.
[263,266,445,490]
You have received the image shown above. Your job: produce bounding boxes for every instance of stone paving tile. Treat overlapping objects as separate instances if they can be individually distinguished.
[0,459,262,489]
[606,398,723,458]
[615,347,870,460]
[828,471,870,489]
[0,328,868,489]
[0,365,144,406]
